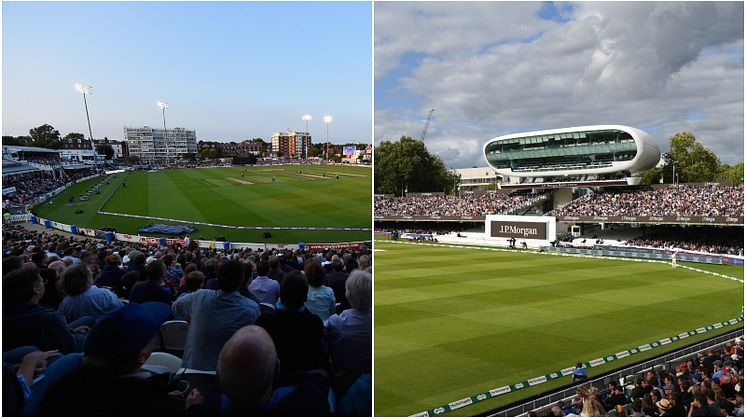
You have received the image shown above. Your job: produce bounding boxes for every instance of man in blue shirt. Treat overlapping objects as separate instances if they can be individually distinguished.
[173,260,260,371]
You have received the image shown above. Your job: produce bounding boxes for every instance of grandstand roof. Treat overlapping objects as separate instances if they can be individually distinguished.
[2,159,39,176]
[483,125,660,178]
[2,145,60,154]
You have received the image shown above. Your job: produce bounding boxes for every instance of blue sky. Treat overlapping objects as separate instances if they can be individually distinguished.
[375,2,744,167]
[3,1,372,143]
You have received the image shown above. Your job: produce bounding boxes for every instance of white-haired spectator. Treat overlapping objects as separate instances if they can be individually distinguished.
[324,269,371,376]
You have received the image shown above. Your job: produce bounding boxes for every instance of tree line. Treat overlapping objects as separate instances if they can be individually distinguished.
[375,132,743,196]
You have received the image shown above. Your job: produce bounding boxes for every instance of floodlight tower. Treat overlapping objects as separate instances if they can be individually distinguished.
[323,115,333,160]
[74,83,98,171]
[157,101,170,163]
[302,114,312,159]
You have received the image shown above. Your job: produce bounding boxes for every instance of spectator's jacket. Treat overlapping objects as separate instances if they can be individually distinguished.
[193,371,331,417]
[324,308,371,376]
[256,304,328,381]
[38,368,185,416]
[129,281,172,305]
[326,271,349,312]
[2,303,75,353]
[248,276,280,306]
[59,286,123,322]
[98,266,126,292]
[172,289,260,371]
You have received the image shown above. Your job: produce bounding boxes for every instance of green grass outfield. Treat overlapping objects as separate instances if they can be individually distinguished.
[374,241,744,416]
[32,165,371,244]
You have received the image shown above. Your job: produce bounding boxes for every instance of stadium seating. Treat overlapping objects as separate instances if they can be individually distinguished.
[160,320,189,352]
[2,223,372,416]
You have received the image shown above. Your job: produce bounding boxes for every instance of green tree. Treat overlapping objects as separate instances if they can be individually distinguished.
[200,149,220,160]
[125,155,140,165]
[182,152,197,162]
[717,162,744,184]
[2,135,31,146]
[375,136,459,195]
[307,145,322,158]
[63,132,85,142]
[665,132,720,183]
[96,143,115,160]
[29,124,61,148]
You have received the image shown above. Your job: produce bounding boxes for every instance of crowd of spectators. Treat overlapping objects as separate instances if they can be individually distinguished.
[16,155,61,166]
[374,192,545,217]
[2,169,96,206]
[551,185,744,218]
[625,226,743,256]
[530,338,744,417]
[2,225,372,416]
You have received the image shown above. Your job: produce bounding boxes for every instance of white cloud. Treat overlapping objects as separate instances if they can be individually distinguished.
[376,2,744,166]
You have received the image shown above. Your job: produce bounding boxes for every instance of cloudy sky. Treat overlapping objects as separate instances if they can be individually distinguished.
[3,2,371,144]
[375,2,744,168]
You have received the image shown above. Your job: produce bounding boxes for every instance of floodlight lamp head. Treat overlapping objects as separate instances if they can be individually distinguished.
[302,114,312,121]
[75,83,93,94]
[323,115,333,124]
[157,101,170,110]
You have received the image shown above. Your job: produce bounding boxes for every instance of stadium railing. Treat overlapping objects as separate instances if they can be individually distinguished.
[484,329,743,417]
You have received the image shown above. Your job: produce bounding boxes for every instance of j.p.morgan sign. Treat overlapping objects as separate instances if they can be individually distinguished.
[490,220,547,239]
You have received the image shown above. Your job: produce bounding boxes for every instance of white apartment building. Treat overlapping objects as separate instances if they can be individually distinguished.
[124,126,197,161]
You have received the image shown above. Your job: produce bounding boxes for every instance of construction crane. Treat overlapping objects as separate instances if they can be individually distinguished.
[420,109,435,142]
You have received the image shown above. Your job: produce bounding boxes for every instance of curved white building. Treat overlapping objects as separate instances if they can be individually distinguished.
[483,125,660,178]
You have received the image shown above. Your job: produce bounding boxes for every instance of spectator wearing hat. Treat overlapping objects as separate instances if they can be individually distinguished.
[38,302,201,415]
[173,259,260,371]
[3,268,87,353]
[58,264,122,323]
[129,260,172,305]
[256,270,327,383]
[656,398,674,416]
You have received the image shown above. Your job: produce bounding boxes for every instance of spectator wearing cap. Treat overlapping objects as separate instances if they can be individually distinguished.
[572,362,587,382]
[97,254,126,293]
[129,260,172,305]
[38,302,201,415]
[173,259,260,371]
[304,259,336,321]
[256,270,327,383]
[3,268,87,353]
[58,264,122,323]
[248,261,280,306]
